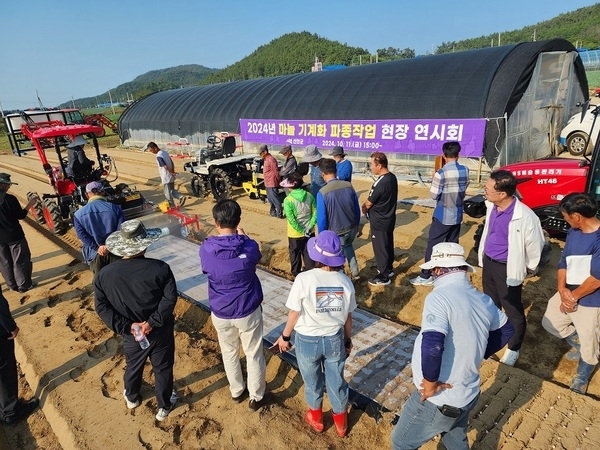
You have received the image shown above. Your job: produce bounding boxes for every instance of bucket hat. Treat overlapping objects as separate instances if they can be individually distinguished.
[302,144,322,163]
[329,146,346,157]
[67,135,88,148]
[419,242,475,273]
[0,173,17,185]
[105,219,162,257]
[85,181,104,193]
[307,230,346,267]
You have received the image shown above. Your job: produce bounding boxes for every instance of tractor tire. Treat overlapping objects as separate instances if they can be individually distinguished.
[566,132,591,156]
[26,192,46,225]
[92,127,106,138]
[42,198,68,235]
[209,168,233,201]
[190,175,209,198]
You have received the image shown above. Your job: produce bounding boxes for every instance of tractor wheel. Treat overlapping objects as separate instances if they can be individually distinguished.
[190,176,201,197]
[209,168,233,201]
[566,132,591,156]
[42,198,67,235]
[191,175,209,197]
[92,127,106,138]
[26,192,46,224]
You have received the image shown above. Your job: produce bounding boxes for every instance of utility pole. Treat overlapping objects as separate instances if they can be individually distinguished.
[498,32,501,46]
[532,28,536,42]
[108,90,116,115]
[71,96,76,109]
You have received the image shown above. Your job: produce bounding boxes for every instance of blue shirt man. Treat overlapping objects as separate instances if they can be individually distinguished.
[73,181,124,276]
[329,146,353,182]
[302,145,325,197]
[316,158,361,280]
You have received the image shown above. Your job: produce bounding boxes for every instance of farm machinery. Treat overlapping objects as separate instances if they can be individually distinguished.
[4,108,118,155]
[183,135,259,201]
[463,101,600,268]
[182,134,299,202]
[465,101,600,236]
[20,115,198,236]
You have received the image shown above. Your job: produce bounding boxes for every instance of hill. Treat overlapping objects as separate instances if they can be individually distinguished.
[436,3,600,53]
[58,64,218,109]
[199,31,371,84]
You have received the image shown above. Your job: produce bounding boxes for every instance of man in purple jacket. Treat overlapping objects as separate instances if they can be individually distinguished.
[199,199,267,411]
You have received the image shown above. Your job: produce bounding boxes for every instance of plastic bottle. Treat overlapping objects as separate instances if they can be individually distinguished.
[132,325,150,349]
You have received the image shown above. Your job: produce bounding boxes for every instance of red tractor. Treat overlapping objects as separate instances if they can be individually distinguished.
[20,117,147,234]
[465,102,600,238]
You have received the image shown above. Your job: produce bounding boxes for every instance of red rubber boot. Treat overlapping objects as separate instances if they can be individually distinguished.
[305,408,324,432]
[332,411,348,437]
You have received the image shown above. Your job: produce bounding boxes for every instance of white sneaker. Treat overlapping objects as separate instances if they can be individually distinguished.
[123,389,140,409]
[156,390,178,421]
[499,349,520,366]
[409,275,434,286]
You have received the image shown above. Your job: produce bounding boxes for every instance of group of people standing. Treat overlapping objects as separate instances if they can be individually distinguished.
[4,134,600,447]
[262,143,399,286]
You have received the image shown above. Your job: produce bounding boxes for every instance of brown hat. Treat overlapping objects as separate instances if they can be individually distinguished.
[279,145,292,154]
[259,144,269,153]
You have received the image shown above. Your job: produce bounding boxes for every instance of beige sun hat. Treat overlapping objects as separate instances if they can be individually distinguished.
[419,242,475,273]
[105,219,162,257]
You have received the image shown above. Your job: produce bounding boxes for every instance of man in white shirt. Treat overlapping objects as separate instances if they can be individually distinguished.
[146,142,185,208]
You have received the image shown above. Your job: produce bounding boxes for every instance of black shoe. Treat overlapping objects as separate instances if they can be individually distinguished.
[248,397,266,411]
[18,282,36,293]
[2,398,40,425]
[232,388,248,404]
[368,274,390,286]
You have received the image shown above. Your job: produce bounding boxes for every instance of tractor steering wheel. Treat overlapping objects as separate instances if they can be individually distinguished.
[206,135,222,148]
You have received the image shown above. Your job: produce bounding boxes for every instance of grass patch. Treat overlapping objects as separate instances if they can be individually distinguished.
[587,69,600,89]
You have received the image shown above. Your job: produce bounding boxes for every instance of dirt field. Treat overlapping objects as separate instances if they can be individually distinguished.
[1,146,600,449]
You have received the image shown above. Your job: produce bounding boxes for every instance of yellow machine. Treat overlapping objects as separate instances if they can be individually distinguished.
[241,167,268,201]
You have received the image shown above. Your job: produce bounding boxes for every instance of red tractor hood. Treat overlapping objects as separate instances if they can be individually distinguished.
[501,157,588,211]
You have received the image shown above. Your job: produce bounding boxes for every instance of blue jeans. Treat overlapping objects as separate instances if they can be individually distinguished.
[391,389,479,450]
[339,228,359,277]
[294,329,348,413]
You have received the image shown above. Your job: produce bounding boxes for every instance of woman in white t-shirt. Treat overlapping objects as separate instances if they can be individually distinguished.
[275,230,356,437]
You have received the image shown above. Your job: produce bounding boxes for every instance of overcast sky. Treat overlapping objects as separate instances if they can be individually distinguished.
[0,0,597,110]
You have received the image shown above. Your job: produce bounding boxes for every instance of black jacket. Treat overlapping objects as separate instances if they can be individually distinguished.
[0,193,27,244]
[0,291,17,336]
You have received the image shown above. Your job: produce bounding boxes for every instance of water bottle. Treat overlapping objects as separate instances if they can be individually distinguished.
[132,325,150,349]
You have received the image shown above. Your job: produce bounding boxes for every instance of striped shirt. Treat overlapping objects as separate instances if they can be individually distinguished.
[430,160,469,225]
